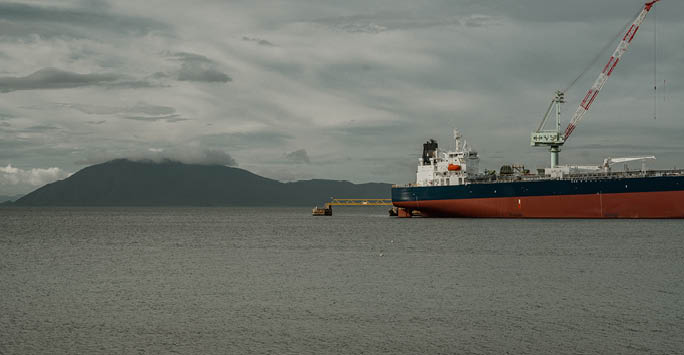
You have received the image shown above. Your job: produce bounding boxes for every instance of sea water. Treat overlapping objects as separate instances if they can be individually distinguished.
[1,207,683,354]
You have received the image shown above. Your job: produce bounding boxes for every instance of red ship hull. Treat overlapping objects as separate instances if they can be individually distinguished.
[393,191,684,218]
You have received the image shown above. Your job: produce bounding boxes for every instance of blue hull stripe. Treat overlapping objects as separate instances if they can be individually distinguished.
[392,176,684,202]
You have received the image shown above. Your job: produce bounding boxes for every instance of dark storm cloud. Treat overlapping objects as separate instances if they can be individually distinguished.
[59,103,176,116]
[242,36,274,46]
[283,149,311,164]
[0,2,168,38]
[0,68,117,92]
[0,122,61,133]
[171,52,214,64]
[21,125,60,132]
[167,52,232,83]
[178,67,231,83]
[0,68,152,93]
[121,114,190,123]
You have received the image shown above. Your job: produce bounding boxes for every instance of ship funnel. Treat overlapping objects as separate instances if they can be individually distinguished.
[422,139,438,165]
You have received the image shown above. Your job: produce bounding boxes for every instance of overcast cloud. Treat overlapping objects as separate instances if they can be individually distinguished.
[0,0,682,194]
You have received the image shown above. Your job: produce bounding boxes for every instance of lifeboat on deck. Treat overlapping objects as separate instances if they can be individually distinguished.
[448,164,461,171]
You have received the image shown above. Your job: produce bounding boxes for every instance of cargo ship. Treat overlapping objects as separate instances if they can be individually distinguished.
[391,0,683,218]
[391,131,684,218]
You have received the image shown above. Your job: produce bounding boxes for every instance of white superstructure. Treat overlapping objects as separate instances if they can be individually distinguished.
[416,129,480,187]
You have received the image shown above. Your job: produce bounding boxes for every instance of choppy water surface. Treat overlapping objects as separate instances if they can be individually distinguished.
[1,207,683,354]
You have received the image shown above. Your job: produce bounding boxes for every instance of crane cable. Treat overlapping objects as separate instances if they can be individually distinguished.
[562,7,642,94]
[653,3,657,120]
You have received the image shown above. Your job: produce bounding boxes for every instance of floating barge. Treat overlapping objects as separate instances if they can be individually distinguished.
[312,206,332,216]
[312,199,392,216]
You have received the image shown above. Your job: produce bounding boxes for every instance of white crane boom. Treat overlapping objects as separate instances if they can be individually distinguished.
[562,156,656,173]
[563,0,661,140]
[606,156,656,165]
[601,155,656,172]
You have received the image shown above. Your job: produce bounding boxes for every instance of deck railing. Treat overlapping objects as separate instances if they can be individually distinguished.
[393,169,684,188]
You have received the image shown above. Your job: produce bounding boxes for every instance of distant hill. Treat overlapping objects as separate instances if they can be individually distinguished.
[12,159,391,206]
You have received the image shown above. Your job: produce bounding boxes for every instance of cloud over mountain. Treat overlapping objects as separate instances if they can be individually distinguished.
[283,149,311,164]
[76,148,238,167]
[0,164,71,191]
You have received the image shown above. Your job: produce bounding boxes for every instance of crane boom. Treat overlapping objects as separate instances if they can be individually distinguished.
[563,0,661,140]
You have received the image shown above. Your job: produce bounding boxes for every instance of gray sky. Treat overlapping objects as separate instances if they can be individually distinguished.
[0,0,682,195]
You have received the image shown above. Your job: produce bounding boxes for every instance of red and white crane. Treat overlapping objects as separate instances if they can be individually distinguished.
[531,0,661,168]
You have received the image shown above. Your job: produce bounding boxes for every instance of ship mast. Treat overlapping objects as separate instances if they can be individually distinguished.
[531,0,661,168]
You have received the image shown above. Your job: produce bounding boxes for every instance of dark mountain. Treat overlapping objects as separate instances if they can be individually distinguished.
[13,159,391,206]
